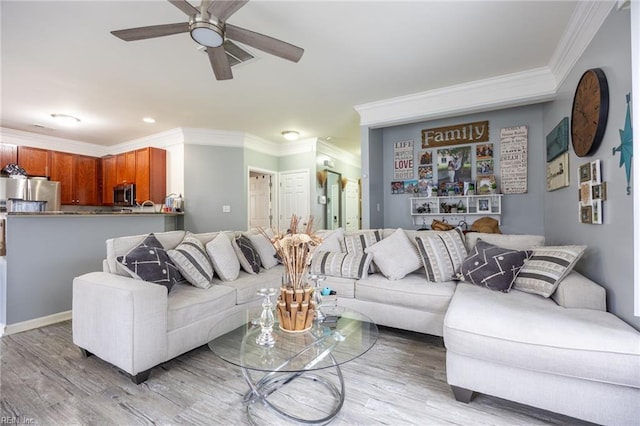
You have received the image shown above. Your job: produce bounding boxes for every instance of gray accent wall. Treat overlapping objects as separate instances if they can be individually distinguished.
[183,145,246,232]
[362,128,384,229]
[542,8,637,329]
[367,104,546,235]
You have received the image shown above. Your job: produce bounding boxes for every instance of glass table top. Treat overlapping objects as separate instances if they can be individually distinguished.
[208,307,378,373]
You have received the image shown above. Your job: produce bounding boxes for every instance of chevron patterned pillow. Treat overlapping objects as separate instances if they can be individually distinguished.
[460,240,532,292]
[117,233,183,292]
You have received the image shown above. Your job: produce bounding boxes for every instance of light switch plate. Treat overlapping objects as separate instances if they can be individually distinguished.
[222,205,231,213]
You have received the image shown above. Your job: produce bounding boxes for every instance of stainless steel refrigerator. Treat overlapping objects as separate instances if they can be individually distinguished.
[0,177,61,211]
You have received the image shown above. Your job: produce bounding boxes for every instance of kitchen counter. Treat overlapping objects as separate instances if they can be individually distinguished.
[7,210,183,216]
[1,211,184,335]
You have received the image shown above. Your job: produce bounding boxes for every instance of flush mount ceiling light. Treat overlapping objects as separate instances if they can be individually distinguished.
[142,117,156,124]
[50,113,80,126]
[190,19,223,48]
[281,130,300,141]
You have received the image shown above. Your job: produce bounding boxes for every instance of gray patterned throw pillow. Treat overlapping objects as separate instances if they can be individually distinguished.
[459,240,532,292]
[117,233,183,292]
[232,234,262,274]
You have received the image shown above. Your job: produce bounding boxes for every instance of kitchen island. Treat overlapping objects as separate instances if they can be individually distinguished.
[0,211,183,335]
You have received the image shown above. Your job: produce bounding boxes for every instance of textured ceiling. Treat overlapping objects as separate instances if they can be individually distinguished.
[0,1,577,155]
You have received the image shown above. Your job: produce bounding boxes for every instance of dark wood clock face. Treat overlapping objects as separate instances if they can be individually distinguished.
[571,68,609,157]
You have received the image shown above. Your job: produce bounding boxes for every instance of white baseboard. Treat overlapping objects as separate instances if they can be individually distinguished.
[2,311,72,336]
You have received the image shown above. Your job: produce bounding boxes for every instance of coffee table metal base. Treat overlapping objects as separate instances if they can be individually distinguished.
[241,354,345,425]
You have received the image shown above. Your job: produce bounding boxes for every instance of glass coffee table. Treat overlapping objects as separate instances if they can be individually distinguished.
[208,307,378,425]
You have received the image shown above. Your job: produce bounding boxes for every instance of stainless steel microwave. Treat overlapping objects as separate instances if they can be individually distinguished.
[113,183,136,207]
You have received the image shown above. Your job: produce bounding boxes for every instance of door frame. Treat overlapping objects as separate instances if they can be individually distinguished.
[247,166,278,231]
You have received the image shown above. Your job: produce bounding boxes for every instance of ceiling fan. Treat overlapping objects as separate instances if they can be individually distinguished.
[111,0,304,80]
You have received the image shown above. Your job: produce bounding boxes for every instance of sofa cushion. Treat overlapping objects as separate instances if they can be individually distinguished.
[220,266,284,305]
[356,272,456,314]
[117,233,183,292]
[459,240,531,292]
[465,232,545,252]
[415,228,467,282]
[514,245,586,297]
[364,228,421,280]
[167,282,237,331]
[206,233,240,281]
[444,282,640,388]
[167,234,214,289]
[310,251,373,280]
[232,234,261,274]
[247,231,279,269]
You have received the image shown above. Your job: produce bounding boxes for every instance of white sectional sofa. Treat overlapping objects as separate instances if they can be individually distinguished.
[72,228,640,425]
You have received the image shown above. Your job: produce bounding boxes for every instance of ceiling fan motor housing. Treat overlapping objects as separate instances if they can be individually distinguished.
[189,16,224,47]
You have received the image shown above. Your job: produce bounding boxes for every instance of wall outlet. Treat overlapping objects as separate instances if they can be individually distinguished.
[222,205,231,213]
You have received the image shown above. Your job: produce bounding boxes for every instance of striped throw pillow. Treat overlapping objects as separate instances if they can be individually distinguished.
[513,245,586,297]
[415,229,467,282]
[343,230,382,273]
[168,234,215,288]
[310,251,373,280]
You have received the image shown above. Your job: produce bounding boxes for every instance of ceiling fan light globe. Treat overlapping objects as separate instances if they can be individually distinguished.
[190,22,223,47]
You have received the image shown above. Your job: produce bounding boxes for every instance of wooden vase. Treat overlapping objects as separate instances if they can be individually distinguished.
[276,286,316,332]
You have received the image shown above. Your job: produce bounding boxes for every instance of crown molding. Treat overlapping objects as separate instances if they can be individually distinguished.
[0,127,105,157]
[244,133,281,155]
[548,0,616,88]
[278,137,317,156]
[317,139,360,168]
[107,128,185,154]
[355,67,557,128]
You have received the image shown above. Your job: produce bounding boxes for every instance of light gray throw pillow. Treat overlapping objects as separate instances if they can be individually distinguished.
[206,233,240,281]
[365,228,421,280]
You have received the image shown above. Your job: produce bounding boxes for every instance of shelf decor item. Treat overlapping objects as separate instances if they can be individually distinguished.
[260,215,322,332]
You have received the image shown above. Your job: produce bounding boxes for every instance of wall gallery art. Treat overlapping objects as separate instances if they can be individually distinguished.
[578,159,606,224]
[546,152,569,191]
[499,126,528,194]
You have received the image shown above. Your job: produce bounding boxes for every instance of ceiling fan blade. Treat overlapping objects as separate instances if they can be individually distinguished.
[226,24,304,63]
[111,22,189,41]
[167,0,199,17]
[207,46,233,80]
[208,0,249,22]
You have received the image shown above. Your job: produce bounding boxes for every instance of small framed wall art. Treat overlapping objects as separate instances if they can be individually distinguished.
[477,198,491,213]
[546,152,569,191]
[577,159,607,225]
[546,117,569,162]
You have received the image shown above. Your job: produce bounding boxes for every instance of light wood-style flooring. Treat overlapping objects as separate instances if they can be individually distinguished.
[0,321,591,425]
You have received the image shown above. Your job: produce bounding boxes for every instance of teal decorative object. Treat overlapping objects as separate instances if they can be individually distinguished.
[613,93,633,195]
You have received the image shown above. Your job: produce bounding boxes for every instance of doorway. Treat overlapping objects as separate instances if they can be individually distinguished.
[325,170,342,230]
[248,169,275,230]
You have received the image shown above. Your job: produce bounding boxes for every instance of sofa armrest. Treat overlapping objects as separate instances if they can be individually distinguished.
[72,272,169,376]
[551,271,606,311]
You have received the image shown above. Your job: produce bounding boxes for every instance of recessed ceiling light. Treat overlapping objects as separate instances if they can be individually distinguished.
[281,130,300,141]
[143,117,156,124]
[50,113,80,126]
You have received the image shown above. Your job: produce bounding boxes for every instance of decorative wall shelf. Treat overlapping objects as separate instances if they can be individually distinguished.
[410,194,502,228]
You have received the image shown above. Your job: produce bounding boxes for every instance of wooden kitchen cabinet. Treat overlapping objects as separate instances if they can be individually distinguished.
[135,147,166,204]
[17,146,50,177]
[101,155,117,205]
[50,151,98,206]
[0,144,18,169]
[116,151,136,184]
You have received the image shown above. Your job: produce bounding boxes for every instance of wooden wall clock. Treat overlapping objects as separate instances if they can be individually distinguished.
[571,68,609,157]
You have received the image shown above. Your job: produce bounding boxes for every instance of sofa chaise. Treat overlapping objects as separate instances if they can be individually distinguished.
[72,228,640,425]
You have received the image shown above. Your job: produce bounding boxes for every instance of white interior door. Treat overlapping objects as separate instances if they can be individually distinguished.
[279,170,310,230]
[249,172,272,229]
[345,179,360,231]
